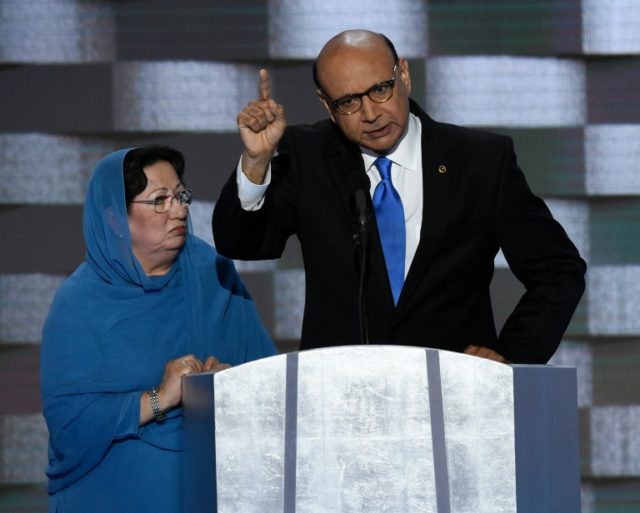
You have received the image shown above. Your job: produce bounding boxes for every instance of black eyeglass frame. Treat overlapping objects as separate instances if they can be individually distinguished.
[130,188,193,213]
[324,61,399,116]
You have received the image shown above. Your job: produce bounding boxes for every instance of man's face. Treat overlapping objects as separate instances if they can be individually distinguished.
[316,44,412,154]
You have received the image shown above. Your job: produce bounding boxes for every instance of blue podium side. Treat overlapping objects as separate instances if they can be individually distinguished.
[182,372,217,513]
[513,365,581,513]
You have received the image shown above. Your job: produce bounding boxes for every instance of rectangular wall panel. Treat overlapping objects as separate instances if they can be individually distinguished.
[1,0,640,509]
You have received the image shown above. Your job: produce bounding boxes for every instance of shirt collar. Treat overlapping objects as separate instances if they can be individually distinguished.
[361,113,422,173]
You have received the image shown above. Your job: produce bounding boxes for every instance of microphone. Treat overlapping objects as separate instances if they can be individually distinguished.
[348,172,371,345]
[353,189,369,247]
[348,172,371,249]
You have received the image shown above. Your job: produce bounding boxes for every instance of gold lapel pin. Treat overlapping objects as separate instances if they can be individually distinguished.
[438,165,447,174]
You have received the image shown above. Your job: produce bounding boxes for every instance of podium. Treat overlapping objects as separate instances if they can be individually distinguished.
[183,346,581,513]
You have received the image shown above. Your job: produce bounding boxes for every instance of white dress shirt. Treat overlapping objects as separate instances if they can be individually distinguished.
[236,113,424,278]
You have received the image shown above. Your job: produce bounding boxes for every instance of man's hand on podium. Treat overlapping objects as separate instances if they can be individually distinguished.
[463,345,511,364]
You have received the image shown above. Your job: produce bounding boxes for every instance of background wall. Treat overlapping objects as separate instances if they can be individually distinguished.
[0,0,639,511]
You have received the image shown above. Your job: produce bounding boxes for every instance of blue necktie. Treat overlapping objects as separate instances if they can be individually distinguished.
[372,157,405,305]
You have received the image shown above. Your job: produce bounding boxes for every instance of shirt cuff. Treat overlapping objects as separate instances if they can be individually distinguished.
[236,157,271,211]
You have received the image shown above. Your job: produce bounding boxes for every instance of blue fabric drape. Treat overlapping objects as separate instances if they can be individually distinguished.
[40,149,276,512]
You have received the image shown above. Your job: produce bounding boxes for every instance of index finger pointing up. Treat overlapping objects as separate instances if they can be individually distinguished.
[258,68,271,100]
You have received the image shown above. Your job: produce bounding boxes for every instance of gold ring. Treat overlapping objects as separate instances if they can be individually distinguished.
[181,359,187,366]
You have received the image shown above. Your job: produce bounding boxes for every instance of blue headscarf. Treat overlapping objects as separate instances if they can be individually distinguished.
[40,149,276,494]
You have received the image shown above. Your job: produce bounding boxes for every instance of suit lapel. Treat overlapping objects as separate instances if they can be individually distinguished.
[397,105,457,310]
[326,134,363,224]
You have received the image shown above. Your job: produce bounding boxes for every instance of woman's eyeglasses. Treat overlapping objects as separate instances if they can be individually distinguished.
[130,189,193,213]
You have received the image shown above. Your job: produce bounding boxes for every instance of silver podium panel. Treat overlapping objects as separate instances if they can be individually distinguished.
[183,346,580,513]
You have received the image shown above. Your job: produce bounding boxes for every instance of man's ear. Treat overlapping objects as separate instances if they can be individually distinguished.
[398,58,412,96]
[316,90,336,123]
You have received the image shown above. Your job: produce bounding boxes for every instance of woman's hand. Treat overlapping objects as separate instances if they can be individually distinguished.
[140,355,232,425]
[140,354,203,425]
[202,355,231,373]
[156,354,203,411]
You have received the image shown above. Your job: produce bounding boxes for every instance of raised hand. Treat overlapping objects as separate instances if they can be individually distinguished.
[237,69,287,183]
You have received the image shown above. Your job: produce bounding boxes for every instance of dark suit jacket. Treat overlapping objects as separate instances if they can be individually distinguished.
[213,100,586,363]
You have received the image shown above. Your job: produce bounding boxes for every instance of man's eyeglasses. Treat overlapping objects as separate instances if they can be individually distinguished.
[130,189,193,213]
[327,61,398,116]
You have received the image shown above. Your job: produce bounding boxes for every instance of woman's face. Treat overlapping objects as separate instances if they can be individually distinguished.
[128,160,188,276]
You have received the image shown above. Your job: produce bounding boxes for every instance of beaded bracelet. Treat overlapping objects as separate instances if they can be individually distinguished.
[148,387,165,423]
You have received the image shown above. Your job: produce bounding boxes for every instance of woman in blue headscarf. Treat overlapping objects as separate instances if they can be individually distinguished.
[40,146,276,512]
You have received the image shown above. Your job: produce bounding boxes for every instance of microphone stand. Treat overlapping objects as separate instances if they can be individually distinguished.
[353,189,370,345]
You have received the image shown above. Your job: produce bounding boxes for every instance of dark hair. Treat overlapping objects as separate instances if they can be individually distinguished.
[123,145,185,207]
[312,32,399,90]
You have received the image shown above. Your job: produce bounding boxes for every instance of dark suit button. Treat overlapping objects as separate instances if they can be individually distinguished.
[390,320,403,330]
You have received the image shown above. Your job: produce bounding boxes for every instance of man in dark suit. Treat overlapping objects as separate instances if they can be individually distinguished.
[213,29,586,364]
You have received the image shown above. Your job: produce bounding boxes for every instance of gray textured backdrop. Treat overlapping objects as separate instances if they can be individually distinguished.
[0,1,639,511]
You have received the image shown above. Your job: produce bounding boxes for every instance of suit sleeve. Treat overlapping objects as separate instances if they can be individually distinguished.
[213,134,298,260]
[495,137,586,363]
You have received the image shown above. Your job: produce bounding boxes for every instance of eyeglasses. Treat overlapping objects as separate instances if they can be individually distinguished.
[130,189,193,213]
[327,61,398,116]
